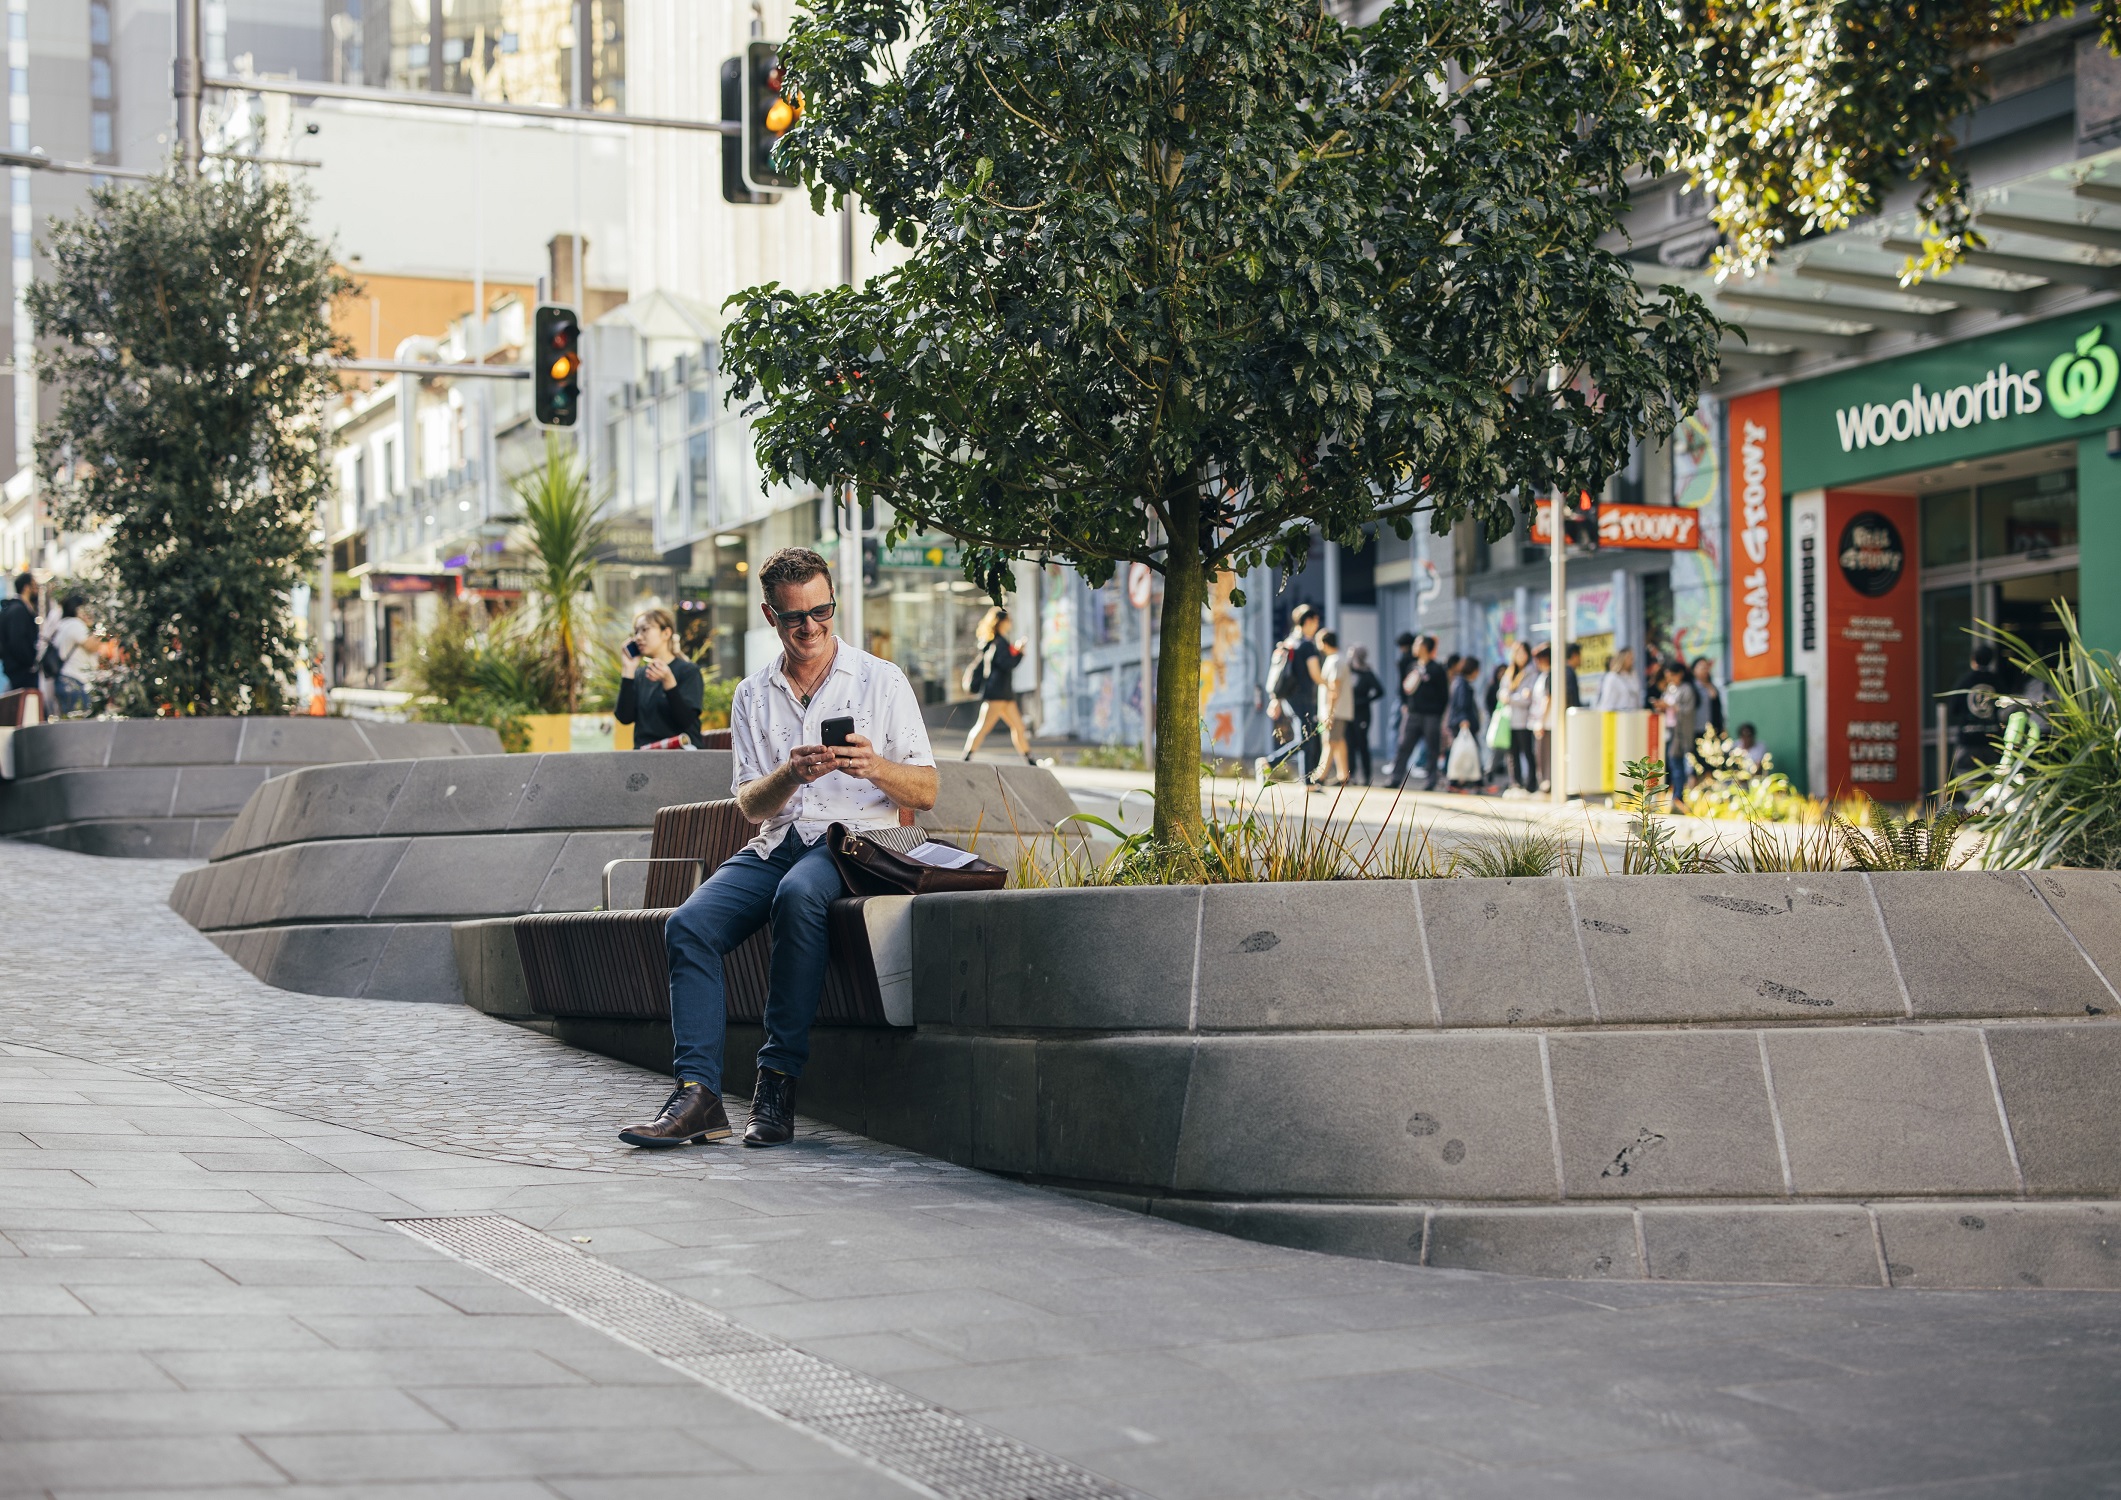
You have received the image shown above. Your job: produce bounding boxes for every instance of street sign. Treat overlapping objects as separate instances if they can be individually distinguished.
[1127,562,1153,609]
[1529,502,1701,551]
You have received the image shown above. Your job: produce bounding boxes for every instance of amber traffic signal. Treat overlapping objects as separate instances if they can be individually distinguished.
[534,304,581,428]
[741,40,800,194]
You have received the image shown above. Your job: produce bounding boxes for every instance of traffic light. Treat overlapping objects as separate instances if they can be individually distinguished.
[741,40,801,194]
[534,304,581,428]
[720,56,776,205]
[1565,489,1601,550]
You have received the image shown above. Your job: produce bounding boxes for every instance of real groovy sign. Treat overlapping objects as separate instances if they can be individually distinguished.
[1832,324,2119,453]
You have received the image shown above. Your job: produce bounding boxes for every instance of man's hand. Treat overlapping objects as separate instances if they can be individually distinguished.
[788,744,838,783]
[830,732,882,781]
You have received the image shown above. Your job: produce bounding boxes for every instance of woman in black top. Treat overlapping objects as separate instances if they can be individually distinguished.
[615,607,705,748]
[959,606,1036,763]
[1345,644,1385,786]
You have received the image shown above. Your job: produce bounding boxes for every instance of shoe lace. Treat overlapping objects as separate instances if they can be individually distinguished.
[659,1085,694,1119]
[756,1072,793,1125]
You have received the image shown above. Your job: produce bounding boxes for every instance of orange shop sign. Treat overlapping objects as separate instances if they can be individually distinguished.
[1529,501,1700,551]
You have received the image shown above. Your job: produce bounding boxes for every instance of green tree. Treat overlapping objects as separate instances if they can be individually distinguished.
[723,0,1723,841]
[1681,0,2120,279]
[511,435,607,713]
[29,169,349,716]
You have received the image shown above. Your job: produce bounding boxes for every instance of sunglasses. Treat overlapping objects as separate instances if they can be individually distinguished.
[771,601,837,628]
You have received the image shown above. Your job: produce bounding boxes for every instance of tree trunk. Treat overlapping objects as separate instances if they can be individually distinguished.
[1152,480,1206,845]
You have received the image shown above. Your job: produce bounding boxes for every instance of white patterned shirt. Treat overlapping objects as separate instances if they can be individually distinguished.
[729,637,935,858]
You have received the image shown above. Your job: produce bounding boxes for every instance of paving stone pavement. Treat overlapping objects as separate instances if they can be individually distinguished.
[2,839,2120,1499]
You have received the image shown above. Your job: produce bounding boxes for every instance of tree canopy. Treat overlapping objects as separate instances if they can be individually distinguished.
[30,168,348,716]
[1684,0,2120,279]
[722,0,1724,837]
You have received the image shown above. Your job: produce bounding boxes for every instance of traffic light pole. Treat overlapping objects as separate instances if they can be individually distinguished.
[199,73,738,136]
[1550,488,1568,805]
[174,0,203,176]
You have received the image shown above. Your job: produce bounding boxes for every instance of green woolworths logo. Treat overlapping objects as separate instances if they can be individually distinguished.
[2048,326,2120,419]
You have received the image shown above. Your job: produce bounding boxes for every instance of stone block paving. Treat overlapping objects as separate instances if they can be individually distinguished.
[0,840,2119,1498]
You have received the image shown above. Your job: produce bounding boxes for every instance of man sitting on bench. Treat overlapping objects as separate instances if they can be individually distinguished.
[619,547,938,1149]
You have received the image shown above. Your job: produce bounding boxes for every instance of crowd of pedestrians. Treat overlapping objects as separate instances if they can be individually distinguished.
[1256,601,1737,801]
[0,572,104,718]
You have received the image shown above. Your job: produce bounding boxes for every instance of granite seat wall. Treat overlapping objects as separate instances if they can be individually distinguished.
[0,718,502,857]
[537,868,2121,1290]
[178,754,1080,1005]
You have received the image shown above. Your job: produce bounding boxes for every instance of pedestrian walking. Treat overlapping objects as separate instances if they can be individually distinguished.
[1659,660,1697,798]
[1387,634,1449,789]
[1315,630,1354,786]
[0,572,36,695]
[1946,642,2010,778]
[1691,656,1725,737]
[1500,642,1538,793]
[39,595,102,718]
[1261,604,1324,784]
[1531,644,1556,792]
[960,606,1036,764]
[1593,647,1641,711]
[1444,656,1485,790]
[1347,644,1384,786]
[615,607,706,747]
[619,547,938,1150]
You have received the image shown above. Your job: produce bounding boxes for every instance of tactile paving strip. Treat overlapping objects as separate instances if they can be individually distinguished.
[392,1214,1136,1500]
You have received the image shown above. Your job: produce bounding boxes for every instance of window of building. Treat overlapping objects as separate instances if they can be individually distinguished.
[89,2,109,44]
[91,112,112,156]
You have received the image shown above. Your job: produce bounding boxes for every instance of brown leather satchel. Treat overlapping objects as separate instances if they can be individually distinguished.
[825,822,1008,897]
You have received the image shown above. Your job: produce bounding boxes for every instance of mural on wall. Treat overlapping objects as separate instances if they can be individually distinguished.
[1666,397,1728,670]
[1039,564,1075,737]
[1199,571,1261,759]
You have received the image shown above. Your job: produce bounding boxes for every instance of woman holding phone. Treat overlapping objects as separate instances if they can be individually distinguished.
[616,606,706,748]
[960,605,1036,763]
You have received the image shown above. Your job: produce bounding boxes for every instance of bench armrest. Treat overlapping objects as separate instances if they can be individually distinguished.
[601,857,703,910]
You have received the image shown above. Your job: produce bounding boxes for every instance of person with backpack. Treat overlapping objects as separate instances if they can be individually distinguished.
[39,595,102,717]
[959,606,1035,764]
[0,572,36,695]
[1259,604,1323,785]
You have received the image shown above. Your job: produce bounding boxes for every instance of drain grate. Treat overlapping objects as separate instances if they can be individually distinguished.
[392,1215,1136,1500]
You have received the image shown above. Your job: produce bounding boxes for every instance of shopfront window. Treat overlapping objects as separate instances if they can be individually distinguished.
[1979,471,2077,559]
[1920,488,1971,568]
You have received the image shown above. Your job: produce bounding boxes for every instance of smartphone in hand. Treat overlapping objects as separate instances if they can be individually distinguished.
[624,640,643,659]
[820,716,855,747]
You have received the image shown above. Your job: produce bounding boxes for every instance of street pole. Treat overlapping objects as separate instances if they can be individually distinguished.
[836,201,864,653]
[173,0,203,176]
[1550,488,1568,805]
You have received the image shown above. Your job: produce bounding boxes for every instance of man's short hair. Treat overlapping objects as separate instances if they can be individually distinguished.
[1737,722,1758,739]
[1565,642,1581,660]
[1971,642,1997,668]
[1533,644,1551,661]
[11,572,30,596]
[1395,631,1417,647]
[1420,634,1438,653]
[1291,603,1319,626]
[758,547,833,604]
[1318,629,1338,649]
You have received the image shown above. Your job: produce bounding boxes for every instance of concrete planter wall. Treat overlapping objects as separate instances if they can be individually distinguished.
[563,868,2121,1291]
[178,754,1079,1007]
[0,717,501,858]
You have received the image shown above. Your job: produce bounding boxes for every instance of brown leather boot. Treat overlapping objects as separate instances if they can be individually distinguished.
[618,1083,732,1148]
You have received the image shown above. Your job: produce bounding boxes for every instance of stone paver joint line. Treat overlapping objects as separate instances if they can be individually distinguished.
[1862,873,1917,1018]
[1978,1025,2029,1196]
[1866,1203,1894,1287]
[1756,1029,1796,1196]
[1561,877,1604,1022]
[1410,880,1444,1027]
[2024,871,2121,1008]
[391,1213,1139,1500]
[1536,1031,1568,1200]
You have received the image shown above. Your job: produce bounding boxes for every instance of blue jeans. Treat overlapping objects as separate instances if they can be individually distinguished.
[53,675,89,716]
[664,826,846,1093]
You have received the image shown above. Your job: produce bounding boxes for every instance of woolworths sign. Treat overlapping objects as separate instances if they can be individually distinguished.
[1784,313,2121,490]
[1833,325,2118,452]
